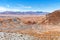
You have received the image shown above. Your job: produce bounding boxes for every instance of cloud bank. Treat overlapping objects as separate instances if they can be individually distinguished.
[0,4,41,12]
[0,7,20,12]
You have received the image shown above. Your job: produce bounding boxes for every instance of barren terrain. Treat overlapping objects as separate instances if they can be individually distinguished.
[0,10,60,40]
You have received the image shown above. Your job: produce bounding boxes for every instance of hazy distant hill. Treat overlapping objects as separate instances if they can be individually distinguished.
[0,11,48,15]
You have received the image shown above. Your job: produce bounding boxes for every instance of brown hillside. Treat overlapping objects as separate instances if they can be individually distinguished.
[48,10,60,25]
[42,10,60,25]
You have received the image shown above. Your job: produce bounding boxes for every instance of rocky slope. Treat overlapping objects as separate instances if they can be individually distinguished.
[41,10,60,25]
[47,10,60,25]
[0,10,60,40]
[0,32,39,40]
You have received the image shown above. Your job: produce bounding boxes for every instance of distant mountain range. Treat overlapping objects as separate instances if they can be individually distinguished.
[0,11,49,15]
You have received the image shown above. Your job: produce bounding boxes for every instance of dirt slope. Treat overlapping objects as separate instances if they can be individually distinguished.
[0,10,60,40]
[47,10,60,25]
[41,10,60,25]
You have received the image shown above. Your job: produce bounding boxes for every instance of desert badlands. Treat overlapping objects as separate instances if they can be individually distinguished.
[0,10,60,40]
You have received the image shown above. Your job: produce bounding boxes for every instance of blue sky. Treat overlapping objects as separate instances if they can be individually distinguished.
[0,0,60,12]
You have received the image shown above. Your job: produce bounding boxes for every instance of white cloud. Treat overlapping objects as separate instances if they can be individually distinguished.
[23,6,32,8]
[0,6,39,12]
[9,9,20,11]
[0,4,32,12]
[0,7,7,12]
[0,4,33,12]
[0,7,20,12]
[0,6,32,12]
[17,4,32,8]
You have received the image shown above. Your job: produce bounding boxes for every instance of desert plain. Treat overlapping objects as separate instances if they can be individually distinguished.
[0,10,60,40]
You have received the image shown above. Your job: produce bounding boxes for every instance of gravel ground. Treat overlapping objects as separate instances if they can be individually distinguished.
[0,32,39,40]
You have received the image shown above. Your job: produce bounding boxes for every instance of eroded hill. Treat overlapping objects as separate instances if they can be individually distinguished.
[0,10,60,40]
